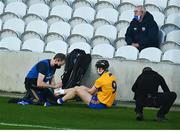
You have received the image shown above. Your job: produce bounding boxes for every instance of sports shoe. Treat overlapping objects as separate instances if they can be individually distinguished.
[17,100,29,105]
[136,113,144,121]
[155,116,168,122]
[44,101,51,107]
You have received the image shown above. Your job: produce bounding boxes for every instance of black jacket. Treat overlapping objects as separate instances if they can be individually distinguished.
[125,11,159,51]
[132,70,170,99]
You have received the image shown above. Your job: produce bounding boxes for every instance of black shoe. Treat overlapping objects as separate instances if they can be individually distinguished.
[155,116,168,122]
[136,113,144,121]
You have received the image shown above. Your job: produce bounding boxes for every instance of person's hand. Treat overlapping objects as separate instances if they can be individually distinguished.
[132,43,140,48]
[54,82,62,89]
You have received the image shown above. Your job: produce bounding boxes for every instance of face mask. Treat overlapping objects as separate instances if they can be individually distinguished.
[133,15,141,21]
[54,64,61,69]
[97,69,104,76]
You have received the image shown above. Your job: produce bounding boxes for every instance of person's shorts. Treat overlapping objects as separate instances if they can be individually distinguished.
[88,95,106,109]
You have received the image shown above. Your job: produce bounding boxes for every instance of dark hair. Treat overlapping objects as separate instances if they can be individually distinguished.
[142,67,152,72]
[53,53,66,61]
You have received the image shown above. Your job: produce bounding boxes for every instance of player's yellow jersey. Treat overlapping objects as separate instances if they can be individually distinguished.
[94,71,117,107]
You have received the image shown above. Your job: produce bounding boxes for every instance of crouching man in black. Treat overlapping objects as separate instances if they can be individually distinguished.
[132,67,177,121]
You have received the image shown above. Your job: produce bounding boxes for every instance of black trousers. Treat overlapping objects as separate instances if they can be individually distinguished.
[135,92,177,117]
[24,78,57,105]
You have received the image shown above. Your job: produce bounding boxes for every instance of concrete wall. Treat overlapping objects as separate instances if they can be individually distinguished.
[0,51,180,104]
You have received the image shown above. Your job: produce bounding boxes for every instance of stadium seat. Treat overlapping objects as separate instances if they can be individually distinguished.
[68,42,91,54]
[45,15,64,25]
[160,41,180,52]
[50,4,72,21]
[145,0,168,11]
[21,31,41,41]
[26,0,46,6]
[165,6,180,17]
[73,6,95,22]
[48,21,71,39]
[22,38,45,52]
[91,35,111,47]
[0,36,21,51]
[121,0,144,6]
[91,18,110,29]
[117,2,135,14]
[26,20,48,37]
[95,25,117,42]
[98,0,120,7]
[96,8,119,24]
[27,3,50,19]
[118,9,134,22]
[168,0,180,7]
[67,34,87,45]
[3,18,25,35]
[117,26,128,38]
[72,0,91,9]
[161,24,180,35]
[49,0,69,7]
[44,32,64,43]
[85,0,97,6]
[0,1,4,14]
[95,1,114,11]
[5,2,27,17]
[162,49,180,64]
[115,45,139,60]
[23,14,42,24]
[0,19,2,30]
[115,20,130,32]
[44,40,68,54]
[0,29,18,39]
[159,29,166,44]
[0,12,19,22]
[71,23,94,40]
[115,38,127,48]
[69,17,87,27]
[145,4,161,12]
[139,47,162,62]
[92,44,115,58]
[150,11,165,27]
[164,14,180,28]
[165,30,180,45]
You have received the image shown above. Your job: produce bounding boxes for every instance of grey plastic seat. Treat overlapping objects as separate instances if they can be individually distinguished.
[96,8,119,24]
[5,2,27,17]
[145,0,168,11]
[165,30,180,45]
[95,25,117,42]
[0,1,4,14]
[69,17,87,27]
[115,45,139,60]
[117,2,135,14]
[71,23,94,40]
[3,18,25,35]
[162,49,180,64]
[160,42,180,52]
[68,42,91,54]
[45,15,64,25]
[73,6,95,22]
[22,38,45,52]
[48,21,71,39]
[27,3,50,19]
[45,40,68,54]
[23,14,42,24]
[121,0,144,6]
[25,20,48,37]
[0,36,22,51]
[91,18,110,30]
[50,4,72,21]
[139,47,162,62]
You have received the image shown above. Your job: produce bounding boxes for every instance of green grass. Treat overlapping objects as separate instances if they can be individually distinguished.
[0,97,180,130]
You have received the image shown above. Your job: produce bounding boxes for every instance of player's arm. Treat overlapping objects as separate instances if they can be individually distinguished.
[50,75,56,86]
[37,73,59,89]
[87,86,97,94]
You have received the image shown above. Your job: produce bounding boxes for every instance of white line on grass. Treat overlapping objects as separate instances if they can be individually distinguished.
[0,122,72,130]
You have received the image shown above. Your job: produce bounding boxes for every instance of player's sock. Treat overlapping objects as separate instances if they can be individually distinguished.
[57,98,64,105]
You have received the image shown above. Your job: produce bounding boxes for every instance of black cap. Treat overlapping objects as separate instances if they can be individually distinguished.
[95,60,109,70]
